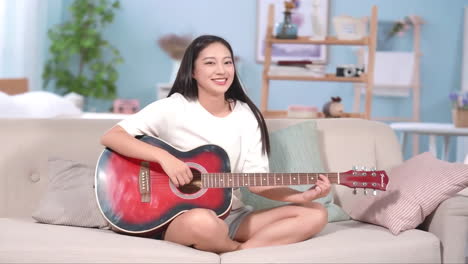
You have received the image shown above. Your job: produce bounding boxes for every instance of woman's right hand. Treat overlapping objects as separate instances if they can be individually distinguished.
[100,126,193,187]
[159,152,193,187]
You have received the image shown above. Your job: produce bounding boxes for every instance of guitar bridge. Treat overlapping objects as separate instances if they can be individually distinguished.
[139,161,151,203]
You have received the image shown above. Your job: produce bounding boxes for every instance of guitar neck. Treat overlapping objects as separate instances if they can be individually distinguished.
[201,172,339,188]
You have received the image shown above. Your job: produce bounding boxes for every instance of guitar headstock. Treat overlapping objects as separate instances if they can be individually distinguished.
[339,168,389,193]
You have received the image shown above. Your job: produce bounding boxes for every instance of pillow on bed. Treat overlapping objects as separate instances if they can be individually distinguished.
[12,91,81,117]
[0,91,29,117]
[0,91,81,118]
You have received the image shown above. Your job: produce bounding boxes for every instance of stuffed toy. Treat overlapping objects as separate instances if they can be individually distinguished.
[322,96,344,118]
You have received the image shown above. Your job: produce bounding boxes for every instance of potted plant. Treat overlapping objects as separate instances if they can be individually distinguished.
[43,0,123,110]
[449,91,468,127]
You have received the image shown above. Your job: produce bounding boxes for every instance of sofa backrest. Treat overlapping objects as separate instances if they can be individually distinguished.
[0,118,402,217]
[0,118,119,217]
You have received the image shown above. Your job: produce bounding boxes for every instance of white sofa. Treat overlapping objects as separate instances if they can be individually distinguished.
[0,117,467,263]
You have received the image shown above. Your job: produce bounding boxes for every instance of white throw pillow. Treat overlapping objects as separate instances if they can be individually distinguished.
[0,92,29,117]
[11,91,82,117]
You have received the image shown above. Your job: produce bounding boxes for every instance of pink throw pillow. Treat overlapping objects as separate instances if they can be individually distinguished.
[349,152,468,235]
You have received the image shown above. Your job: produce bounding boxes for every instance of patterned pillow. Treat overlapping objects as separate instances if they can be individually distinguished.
[32,158,109,228]
[349,152,468,235]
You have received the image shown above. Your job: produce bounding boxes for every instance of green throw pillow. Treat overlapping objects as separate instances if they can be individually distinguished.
[241,121,350,222]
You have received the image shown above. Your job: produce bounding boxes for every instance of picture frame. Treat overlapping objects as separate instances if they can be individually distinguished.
[256,0,329,63]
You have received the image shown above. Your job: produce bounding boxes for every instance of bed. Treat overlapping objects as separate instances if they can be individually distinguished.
[0,78,28,95]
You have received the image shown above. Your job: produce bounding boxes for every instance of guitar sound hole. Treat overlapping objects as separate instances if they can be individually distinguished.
[177,169,202,194]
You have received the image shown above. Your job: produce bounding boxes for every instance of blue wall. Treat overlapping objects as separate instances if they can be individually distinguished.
[48,0,468,160]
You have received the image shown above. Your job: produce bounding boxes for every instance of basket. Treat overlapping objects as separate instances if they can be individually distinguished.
[452,108,468,127]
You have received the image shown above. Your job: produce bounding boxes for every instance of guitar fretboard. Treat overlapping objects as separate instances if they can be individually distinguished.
[201,173,339,188]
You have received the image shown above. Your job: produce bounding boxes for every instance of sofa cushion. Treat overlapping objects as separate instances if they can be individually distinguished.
[32,158,109,228]
[0,217,219,263]
[220,220,440,263]
[349,152,468,235]
[242,121,350,222]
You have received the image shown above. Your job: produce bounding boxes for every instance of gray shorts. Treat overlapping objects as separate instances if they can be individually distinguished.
[224,205,254,239]
[156,206,254,241]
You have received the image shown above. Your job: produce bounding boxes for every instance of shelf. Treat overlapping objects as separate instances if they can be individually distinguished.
[372,117,416,122]
[267,73,367,83]
[267,36,369,46]
[260,4,378,120]
[262,110,366,119]
[263,110,288,118]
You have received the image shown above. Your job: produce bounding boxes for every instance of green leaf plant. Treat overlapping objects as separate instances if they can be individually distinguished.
[43,0,123,101]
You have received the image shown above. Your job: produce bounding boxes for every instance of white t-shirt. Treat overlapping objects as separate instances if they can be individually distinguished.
[117,93,269,209]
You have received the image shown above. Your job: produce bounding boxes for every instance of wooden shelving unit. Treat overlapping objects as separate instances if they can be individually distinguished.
[267,73,367,83]
[267,36,370,45]
[260,5,378,119]
[262,110,365,119]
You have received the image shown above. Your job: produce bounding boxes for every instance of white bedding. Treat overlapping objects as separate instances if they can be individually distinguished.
[0,91,82,118]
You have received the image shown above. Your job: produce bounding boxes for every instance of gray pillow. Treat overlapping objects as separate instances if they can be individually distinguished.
[241,121,350,222]
[32,158,109,229]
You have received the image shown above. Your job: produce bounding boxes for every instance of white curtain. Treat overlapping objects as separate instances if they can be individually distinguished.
[0,0,48,91]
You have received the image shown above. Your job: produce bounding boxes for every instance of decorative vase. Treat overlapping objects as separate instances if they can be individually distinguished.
[169,59,181,83]
[310,0,325,40]
[452,108,468,128]
[275,11,298,39]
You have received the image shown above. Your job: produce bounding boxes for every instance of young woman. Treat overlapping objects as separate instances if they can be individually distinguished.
[101,35,330,253]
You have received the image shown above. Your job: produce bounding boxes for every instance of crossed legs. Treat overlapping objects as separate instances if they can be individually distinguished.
[234,201,327,249]
[164,202,327,253]
[163,208,240,253]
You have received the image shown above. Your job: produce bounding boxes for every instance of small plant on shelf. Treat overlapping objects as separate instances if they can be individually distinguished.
[449,91,468,110]
[449,91,468,127]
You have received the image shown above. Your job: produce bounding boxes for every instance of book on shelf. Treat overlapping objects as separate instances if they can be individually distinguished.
[268,64,326,77]
[277,60,314,66]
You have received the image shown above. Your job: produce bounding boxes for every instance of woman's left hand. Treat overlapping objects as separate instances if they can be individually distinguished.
[302,174,331,202]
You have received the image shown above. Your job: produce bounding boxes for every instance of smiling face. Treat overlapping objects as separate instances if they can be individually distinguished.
[192,42,235,98]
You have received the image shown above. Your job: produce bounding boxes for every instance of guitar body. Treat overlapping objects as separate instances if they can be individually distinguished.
[96,136,391,237]
[95,136,233,236]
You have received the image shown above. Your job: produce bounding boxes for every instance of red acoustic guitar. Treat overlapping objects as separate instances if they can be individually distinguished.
[95,136,389,237]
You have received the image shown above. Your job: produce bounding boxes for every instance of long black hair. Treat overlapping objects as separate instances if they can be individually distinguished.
[168,35,270,155]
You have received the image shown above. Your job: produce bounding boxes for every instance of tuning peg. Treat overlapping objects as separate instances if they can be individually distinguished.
[373,190,378,196]
[371,167,377,171]
[364,188,368,195]
[361,166,366,171]
[352,165,358,171]
[352,188,357,195]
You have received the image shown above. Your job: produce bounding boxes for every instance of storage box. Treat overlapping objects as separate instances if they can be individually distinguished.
[452,108,468,127]
[287,105,319,119]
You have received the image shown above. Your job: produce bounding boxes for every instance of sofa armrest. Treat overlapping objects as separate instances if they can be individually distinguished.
[419,194,468,264]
